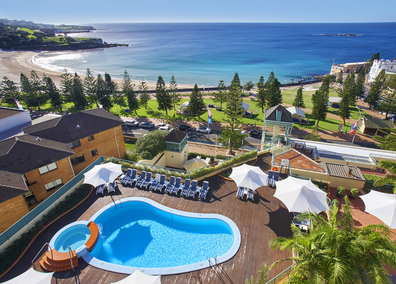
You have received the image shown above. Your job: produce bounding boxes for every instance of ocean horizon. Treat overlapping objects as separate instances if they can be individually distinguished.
[33,22,396,86]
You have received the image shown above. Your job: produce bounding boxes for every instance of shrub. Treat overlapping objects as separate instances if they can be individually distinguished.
[350,188,359,198]
[337,186,346,197]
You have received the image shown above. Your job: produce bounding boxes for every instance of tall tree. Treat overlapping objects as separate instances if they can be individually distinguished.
[122,71,139,115]
[20,71,48,110]
[336,69,343,84]
[338,73,354,125]
[168,75,180,111]
[379,75,396,119]
[354,69,366,99]
[311,75,330,126]
[366,69,386,109]
[292,86,305,108]
[72,72,87,109]
[271,197,396,283]
[138,81,150,109]
[155,75,172,115]
[265,71,282,107]
[374,160,396,187]
[96,74,110,109]
[256,76,267,112]
[83,68,97,105]
[213,79,227,109]
[44,76,62,111]
[373,128,396,151]
[224,73,244,131]
[60,71,74,104]
[0,76,19,106]
[188,84,205,116]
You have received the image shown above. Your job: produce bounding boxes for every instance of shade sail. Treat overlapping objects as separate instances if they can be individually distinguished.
[111,269,161,284]
[83,162,122,187]
[183,158,208,172]
[274,176,329,213]
[229,164,268,190]
[360,190,396,228]
[3,268,54,284]
[286,106,306,118]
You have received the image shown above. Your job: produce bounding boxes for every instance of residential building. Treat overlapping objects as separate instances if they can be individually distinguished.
[330,62,368,77]
[368,59,396,83]
[0,107,31,141]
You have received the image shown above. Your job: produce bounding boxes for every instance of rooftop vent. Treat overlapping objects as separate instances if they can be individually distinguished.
[36,136,41,141]
[76,125,81,129]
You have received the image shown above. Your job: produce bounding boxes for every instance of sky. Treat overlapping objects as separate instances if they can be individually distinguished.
[1,0,396,25]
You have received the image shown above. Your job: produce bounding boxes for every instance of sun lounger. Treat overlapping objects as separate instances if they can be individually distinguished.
[273,171,280,186]
[142,172,153,189]
[126,169,138,187]
[120,168,132,185]
[180,179,191,197]
[188,180,200,198]
[165,176,176,194]
[107,182,116,193]
[96,184,106,195]
[236,187,244,199]
[267,170,274,187]
[152,175,167,192]
[198,181,210,200]
[135,171,146,188]
[171,177,182,195]
[247,189,254,201]
[149,174,161,191]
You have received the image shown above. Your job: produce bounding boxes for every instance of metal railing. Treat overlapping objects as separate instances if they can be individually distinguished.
[68,246,75,272]
[266,263,295,284]
[31,242,52,270]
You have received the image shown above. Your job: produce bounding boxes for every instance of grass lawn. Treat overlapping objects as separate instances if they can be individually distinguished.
[124,140,136,152]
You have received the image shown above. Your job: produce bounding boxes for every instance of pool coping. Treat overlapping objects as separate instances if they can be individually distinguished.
[82,197,241,275]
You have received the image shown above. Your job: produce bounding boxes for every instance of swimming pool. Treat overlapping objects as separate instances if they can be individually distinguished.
[84,197,241,275]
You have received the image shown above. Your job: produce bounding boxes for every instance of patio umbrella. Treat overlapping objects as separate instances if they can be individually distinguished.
[360,190,396,228]
[111,269,161,284]
[274,176,329,213]
[229,164,268,190]
[3,268,54,284]
[183,158,208,172]
[83,162,122,187]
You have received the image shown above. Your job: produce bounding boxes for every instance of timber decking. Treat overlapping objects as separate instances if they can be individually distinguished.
[86,221,99,252]
[274,149,326,172]
[3,153,294,284]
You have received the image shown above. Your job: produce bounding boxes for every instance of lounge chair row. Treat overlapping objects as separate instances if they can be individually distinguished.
[119,169,210,200]
[236,187,255,201]
[267,170,279,187]
[95,181,116,195]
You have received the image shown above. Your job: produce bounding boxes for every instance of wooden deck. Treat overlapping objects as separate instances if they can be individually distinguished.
[274,149,326,172]
[2,154,294,284]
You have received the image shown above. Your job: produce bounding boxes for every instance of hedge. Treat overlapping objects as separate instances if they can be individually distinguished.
[364,174,395,193]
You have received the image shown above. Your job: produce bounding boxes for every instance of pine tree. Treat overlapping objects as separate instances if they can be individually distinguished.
[72,72,87,109]
[256,76,267,112]
[224,73,244,131]
[122,71,139,115]
[20,71,48,110]
[355,69,365,99]
[138,81,150,109]
[365,69,386,109]
[155,75,172,115]
[311,75,330,126]
[379,75,396,118]
[0,76,19,106]
[292,87,305,108]
[96,74,110,109]
[168,75,180,111]
[338,73,354,125]
[213,80,227,109]
[60,71,74,104]
[188,84,205,116]
[337,69,343,84]
[83,68,97,105]
[265,71,282,107]
[44,76,62,111]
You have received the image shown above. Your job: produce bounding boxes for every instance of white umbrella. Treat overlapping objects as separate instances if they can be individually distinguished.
[274,176,329,213]
[229,164,268,190]
[183,158,207,171]
[3,268,54,284]
[111,269,161,284]
[83,162,122,187]
[360,190,396,228]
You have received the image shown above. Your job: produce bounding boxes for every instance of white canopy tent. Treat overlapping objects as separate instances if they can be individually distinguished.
[3,268,54,284]
[229,164,268,190]
[360,190,396,228]
[274,176,329,213]
[111,269,161,284]
[83,162,122,187]
[286,106,306,118]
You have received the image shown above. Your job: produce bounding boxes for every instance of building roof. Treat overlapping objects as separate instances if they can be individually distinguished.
[324,163,365,180]
[163,129,187,143]
[0,135,75,174]
[22,108,124,143]
[329,97,342,103]
[0,170,29,203]
[0,107,26,120]
[286,106,306,118]
[363,118,395,129]
[264,105,292,123]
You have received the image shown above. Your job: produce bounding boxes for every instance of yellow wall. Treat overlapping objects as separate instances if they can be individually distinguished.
[164,144,188,169]
[0,195,30,234]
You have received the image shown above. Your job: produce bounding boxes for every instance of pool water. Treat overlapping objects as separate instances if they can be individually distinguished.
[90,200,235,268]
[54,225,91,252]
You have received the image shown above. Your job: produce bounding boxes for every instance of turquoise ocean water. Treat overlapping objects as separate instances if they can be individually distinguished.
[33,23,396,86]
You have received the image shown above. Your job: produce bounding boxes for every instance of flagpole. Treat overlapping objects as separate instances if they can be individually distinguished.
[351,106,361,145]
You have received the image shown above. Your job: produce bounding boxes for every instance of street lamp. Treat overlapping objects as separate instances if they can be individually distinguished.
[345,116,351,133]
[351,106,362,145]
[255,110,258,126]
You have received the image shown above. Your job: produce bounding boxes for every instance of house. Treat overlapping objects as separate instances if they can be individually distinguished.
[357,118,395,136]
[368,59,396,83]
[330,62,368,77]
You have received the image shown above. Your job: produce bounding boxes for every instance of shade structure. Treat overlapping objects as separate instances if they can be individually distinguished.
[83,162,122,187]
[360,190,396,228]
[229,164,268,190]
[3,268,54,284]
[183,158,208,172]
[274,176,329,213]
[111,269,161,284]
[286,106,306,118]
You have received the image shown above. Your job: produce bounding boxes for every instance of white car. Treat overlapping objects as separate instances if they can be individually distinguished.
[158,125,171,131]
[125,120,139,127]
[155,123,167,128]
[196,126,211,133]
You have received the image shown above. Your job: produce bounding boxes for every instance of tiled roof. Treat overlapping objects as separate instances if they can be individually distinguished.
[163,129,187,143]
[324,163,365,180]
[264,105,292,123]
[0,107,26,120]
[363,118,395,130]
[0,135,75,174]
[22,108,124,143]
[0,170,29,203]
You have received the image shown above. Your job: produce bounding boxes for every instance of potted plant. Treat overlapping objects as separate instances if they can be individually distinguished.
[349,188,359,199]
[336,186,346,198]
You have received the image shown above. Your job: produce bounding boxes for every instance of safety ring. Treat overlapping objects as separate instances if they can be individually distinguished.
[272,167,278,172]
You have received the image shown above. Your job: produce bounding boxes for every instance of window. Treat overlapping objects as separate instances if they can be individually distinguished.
[45,178,63,192]
[67,140,81,149]
[24,191,37,206]
[70,154,85,165]
[87,135,95,141]
[38,162,57,174]
[91,149,98,157]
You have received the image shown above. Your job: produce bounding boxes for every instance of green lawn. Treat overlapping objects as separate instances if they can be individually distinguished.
[124,140,136,152]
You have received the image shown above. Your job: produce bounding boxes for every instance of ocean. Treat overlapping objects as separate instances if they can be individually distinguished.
[33,22,396,86]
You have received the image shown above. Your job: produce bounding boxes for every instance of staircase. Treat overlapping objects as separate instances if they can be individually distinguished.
[39,249,78,272]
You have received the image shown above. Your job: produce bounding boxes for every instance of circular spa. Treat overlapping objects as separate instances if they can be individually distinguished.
[83,197,241,275]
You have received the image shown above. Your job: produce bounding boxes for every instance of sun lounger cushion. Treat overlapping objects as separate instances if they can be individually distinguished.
[198,181,210,200]
[165,176,176,193]
[181,179,191,197]
[236,187,244,199]
[96,184,106,195]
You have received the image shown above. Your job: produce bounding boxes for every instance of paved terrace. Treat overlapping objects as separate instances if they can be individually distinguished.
[2,154,294,284]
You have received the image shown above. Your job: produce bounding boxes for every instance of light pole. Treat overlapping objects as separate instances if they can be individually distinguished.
[115,103,119,116]
[351,106,362,145]
[345,116,351,133]
[255,110,258,126]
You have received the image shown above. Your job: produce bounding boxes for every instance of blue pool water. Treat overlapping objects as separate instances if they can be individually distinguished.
[90,200,235,269]
[54,224,91,252]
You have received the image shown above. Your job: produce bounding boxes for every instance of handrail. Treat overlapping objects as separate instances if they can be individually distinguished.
[31,242,52,270]
[68,246,75,272]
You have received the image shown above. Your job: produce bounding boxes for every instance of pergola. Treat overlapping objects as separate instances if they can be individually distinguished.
[261,105,293,146]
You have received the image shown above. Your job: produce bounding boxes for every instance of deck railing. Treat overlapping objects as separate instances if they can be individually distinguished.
[266,263,295,284]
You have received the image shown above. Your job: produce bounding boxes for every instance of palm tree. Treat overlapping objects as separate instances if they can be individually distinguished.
[374,160,396,187]
[270,197,396,284]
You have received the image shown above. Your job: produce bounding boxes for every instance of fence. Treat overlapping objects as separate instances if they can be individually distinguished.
[266,264,295,284]
[0,157,104,249]
[364,180,395,194]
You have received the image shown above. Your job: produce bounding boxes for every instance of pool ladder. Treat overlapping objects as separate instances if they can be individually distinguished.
[31,242,53,271]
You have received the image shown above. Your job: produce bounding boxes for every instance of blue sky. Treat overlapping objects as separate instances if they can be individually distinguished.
[2,0,396,25]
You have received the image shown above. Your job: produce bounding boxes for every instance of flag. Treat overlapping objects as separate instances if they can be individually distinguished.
[208,109,212,124]
[15,99,23,110]
[349,121,358,135]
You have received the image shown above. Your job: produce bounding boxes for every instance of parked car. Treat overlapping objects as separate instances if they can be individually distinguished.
[249,129,262,138]
[140,122,154,128]
[155,123,167,128]
[123,108,131,112]
[158,125,171,131]
[196,126,211,133]
[125,120,139,127]
[178,124,191,131]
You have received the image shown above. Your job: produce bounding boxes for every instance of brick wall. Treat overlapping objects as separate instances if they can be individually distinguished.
[0,195,29,234]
